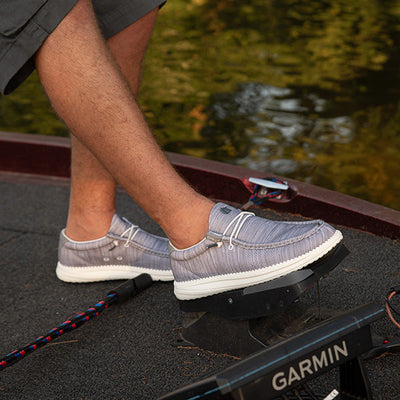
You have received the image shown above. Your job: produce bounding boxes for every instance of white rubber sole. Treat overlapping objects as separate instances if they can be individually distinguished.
[174,230,343,300]
[56,262,174,282]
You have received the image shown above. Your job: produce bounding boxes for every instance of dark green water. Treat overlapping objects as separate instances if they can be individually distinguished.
[1,0,400,210]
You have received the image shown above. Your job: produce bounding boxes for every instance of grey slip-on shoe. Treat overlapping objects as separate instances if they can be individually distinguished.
[57,214,172,282]
[170,203,342,300]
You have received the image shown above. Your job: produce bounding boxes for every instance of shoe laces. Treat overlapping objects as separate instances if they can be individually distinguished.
[222,211,254,249]
[121,217,140,247]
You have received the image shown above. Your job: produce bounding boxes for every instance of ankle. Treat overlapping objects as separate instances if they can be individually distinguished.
[65,209,115,241]
[165,200,214,250]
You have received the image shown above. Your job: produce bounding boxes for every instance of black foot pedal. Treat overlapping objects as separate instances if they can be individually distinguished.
[179,243,349,320]
[177,311,265,356]
[178,244,349,357]
[178,303,342,357]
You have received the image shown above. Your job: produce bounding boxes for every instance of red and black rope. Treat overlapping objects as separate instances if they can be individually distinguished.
[0,274,152,372]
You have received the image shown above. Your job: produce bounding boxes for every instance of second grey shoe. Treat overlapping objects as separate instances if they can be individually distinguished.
[57,214,172,282]
[170,203,342,300]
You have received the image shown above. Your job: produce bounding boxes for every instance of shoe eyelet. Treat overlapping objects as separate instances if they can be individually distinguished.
[103,257,110,262]
[117,256,123,261]
[228,245,234,251]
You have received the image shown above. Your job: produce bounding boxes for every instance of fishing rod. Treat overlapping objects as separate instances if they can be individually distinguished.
[0,273,153,372]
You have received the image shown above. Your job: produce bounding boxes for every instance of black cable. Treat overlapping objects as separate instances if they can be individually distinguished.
[364,285,400,359]
[386,289,400,318]
[386,288,400,330]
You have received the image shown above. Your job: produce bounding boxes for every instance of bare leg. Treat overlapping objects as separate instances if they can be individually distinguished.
[65,8,159,241]
[36,0,213,249]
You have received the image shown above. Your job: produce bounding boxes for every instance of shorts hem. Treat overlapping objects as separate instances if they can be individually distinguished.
[0,23,47,95]
[0,0,79,95]
[0,0,167,95]
[97,0,166,39]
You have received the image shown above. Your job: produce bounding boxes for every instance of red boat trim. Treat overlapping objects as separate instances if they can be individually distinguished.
[0,131,70,178]
[1,131,399,239]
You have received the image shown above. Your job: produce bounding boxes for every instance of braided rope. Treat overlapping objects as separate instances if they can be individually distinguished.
[0,293,117,371]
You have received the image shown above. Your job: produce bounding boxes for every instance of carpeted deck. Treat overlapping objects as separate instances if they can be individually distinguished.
[0,174,399,399]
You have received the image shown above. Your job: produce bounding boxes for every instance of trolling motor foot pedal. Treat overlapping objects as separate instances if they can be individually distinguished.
[178,244,349,357]
[179,244,348,320]
[178,303,342,358]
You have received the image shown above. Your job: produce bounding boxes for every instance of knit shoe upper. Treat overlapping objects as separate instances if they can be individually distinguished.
[170,203,342,300]
[57,214,172,282]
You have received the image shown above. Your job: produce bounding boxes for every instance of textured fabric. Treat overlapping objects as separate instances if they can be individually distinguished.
[57,214,172,282]
[0,0,166,95]
[170,203,342,300]
[93,0,166,39]
[0,0,78,94]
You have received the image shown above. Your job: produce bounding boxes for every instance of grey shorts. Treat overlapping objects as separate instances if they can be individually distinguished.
[0,0,165,95]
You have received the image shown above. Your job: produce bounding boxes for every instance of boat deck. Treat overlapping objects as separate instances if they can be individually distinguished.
[1,173,399,399]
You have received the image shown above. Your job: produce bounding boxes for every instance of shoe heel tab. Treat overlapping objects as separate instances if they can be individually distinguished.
[58,230,70,258]
[168,241,178,254]
[59,229,69,245]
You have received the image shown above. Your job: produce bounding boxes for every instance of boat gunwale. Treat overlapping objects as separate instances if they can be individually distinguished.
[1,130,399,240]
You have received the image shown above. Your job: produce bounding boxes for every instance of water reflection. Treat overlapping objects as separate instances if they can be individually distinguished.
[204,79,400,209]
[207,83,356,176]
[196,0,400,210]
[1,0,400,210]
